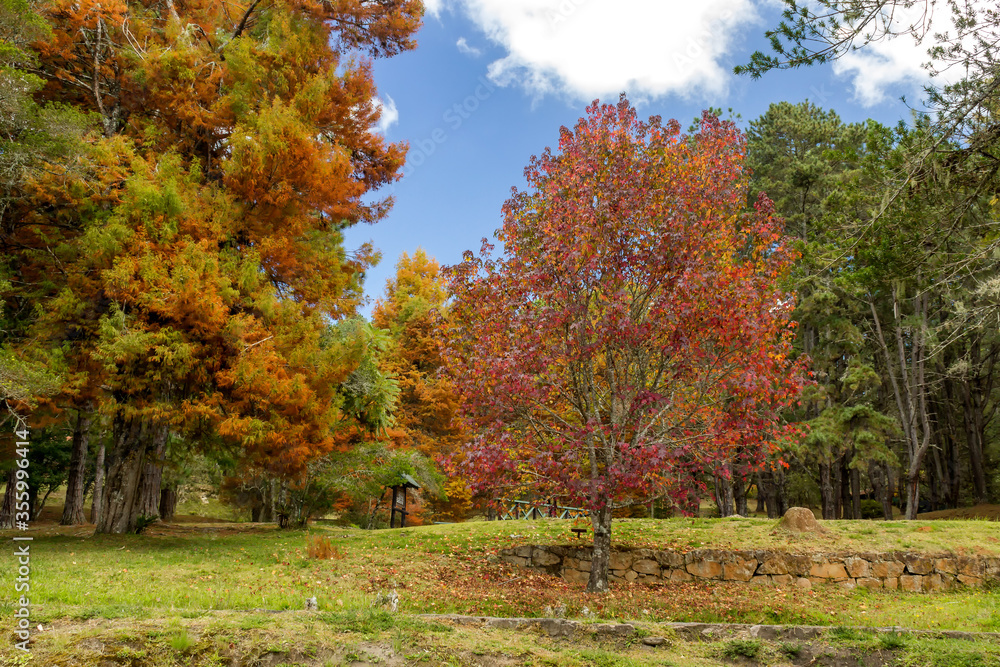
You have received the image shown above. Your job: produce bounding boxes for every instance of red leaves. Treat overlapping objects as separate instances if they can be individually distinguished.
[445,95,806,514]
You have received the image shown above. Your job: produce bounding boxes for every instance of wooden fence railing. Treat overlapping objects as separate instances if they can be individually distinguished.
[493,499,590,521]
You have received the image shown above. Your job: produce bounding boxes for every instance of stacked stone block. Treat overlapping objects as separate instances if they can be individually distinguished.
[498,545,1000,591]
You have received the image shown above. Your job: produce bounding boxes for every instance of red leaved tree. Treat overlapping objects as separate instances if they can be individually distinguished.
[444,96,806,592]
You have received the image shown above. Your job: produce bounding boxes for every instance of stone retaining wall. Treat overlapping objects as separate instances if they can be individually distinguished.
[499,545,1000,591]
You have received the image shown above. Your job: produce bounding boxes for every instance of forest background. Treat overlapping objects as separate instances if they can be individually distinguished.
[2,0,1000,550]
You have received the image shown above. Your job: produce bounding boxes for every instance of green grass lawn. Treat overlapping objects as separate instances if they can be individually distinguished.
[5,517,1000,627]
[4,517,1000,665]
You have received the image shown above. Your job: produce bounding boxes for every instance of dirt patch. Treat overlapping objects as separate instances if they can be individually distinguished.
[143,521,273,537]
[919,504,1000,521]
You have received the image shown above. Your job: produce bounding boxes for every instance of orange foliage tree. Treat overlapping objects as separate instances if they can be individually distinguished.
[3,0,422,532]
[372,250,473,520]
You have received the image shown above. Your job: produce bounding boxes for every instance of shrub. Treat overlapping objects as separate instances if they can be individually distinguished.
[860,499,883,520]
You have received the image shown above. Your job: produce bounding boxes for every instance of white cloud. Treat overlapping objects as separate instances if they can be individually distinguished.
[833,42,929,107]
[423,0,444,17]
[435,0,759,101]
[456,37,482,57]
[372,96,399,134]
[830,1,981,106]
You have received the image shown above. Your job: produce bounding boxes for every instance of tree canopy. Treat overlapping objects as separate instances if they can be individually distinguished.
[445,96,806,592]
[1,0,422,532]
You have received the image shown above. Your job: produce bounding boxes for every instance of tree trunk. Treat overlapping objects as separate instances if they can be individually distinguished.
[32,485,56,520]
[949,427,962,508]
[869,461,893,521]
[714,469,736,517]
[850,454,861,520]
[90,441,106,525]
[758,470,779,519]
[906,465,921,520]
[962,379,989,504]
[159,485,178,522]
[775,467,789,516]
[587,503,613,593]
[838,453,850,519]
[0,468,16,529]
[897,468,906,514]
[754,473,767,515]
[819,462,835,520]
[734,474,748,517]
[61,411,92,525]
[261,481,273,523]
[95,415,168,534]
[929,440,944,512]
[265,478,278,523]
[869,292,933,521]
[137,435,167,519]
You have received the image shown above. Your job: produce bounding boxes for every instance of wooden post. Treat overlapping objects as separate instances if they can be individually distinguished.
[401,486,407,528]
[390,486,398,528]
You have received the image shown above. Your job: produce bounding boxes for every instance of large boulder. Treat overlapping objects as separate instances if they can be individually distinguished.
[775,507,827,535]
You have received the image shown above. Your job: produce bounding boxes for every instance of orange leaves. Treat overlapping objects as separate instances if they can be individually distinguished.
[10,0,420,488]
[373,251,473,517]
[225,100,355,219]
[284,0,423,57]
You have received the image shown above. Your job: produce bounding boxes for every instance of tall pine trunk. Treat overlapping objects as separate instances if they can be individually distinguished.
[61,411,92,525]
[819,462,835,520]
[870,291,933,520]
[869,461,894,521]
[837,453,849,519]
[90,441,106,525]
[949,430,962,508]
[936,382,963,508]
[850,450,861,520]
[962,378,989,504]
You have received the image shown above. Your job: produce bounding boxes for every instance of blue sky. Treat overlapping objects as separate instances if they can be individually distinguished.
[345,0,942,316]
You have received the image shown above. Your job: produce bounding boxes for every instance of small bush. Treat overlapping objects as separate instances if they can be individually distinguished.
[860,499,883,520]
[307,535,342,560]
[721,639,763,659]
